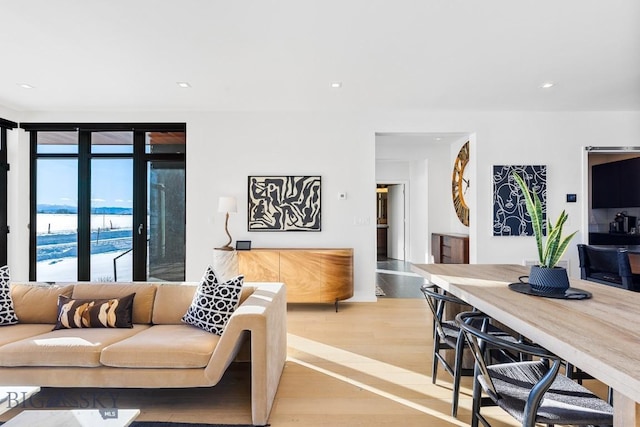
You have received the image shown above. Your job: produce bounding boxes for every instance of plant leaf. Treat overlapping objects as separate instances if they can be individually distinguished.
[512,172,576,268]
[544,211,568,267]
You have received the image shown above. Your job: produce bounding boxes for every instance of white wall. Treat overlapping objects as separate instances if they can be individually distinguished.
[4,109,640,298]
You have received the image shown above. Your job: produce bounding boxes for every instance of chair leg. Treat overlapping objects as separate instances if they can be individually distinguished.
[451,333,466,417]
[470,367,482,427]
[432,338,440,384]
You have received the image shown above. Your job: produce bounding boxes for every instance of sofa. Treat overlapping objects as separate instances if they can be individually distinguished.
[0,280,287,426]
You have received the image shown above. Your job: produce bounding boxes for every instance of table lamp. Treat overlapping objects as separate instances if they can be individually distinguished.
[217,196,237,251]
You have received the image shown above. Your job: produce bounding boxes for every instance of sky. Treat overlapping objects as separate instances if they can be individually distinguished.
[37,156,133,208]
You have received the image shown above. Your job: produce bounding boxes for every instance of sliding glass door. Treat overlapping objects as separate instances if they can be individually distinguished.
[147,160,185,281]
[27,124,185,282]
[36,157,79,281]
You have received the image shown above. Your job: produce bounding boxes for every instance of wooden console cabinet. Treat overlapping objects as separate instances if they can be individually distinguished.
[432,233,469,264]
[238,248,354,309]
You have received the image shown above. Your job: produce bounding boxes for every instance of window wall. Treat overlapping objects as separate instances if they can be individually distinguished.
[0,118,17,266]
[24,123,186,282]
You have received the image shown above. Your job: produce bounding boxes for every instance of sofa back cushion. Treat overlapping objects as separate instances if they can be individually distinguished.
[152,283,197,325]
[152,283,256,325]
[72,283,157,324]
[11,283,74,324]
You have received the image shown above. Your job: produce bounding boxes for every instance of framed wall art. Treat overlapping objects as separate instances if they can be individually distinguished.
[248,176,321,231]
[493,165,546,236]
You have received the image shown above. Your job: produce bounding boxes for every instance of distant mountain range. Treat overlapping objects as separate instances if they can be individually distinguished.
[37,204,133,215]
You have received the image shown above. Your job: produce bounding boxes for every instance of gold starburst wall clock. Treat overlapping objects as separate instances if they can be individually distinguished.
[452,141,470,226]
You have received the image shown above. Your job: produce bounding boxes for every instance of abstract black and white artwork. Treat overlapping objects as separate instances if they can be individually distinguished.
[248,176,321,231]
[493,165,546,236]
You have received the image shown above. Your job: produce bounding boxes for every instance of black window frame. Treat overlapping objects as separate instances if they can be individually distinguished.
[21,122,186,281]
[0,118,17,266]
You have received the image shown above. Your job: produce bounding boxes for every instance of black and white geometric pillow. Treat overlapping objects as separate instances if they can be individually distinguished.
[182,265,244,335]
[0,265,19,326]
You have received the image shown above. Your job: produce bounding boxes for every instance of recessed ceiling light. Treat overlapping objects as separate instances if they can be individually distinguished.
[540,82,555,89]
[17,83,34,89]
[176,82,191,88]
[331,82,342,89]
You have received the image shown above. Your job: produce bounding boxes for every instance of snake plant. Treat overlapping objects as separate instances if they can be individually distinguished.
[513,172,577,268]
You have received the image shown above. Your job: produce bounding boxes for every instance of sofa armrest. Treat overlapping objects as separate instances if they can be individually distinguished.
[204,282,287,426]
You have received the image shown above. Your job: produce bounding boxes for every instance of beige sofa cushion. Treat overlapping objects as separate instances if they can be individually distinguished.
[101,324,220,368]
[0,324,57,347]
[153,284,256,325]
[72,283,157,324]
[10,283,74,324]
[152,284,197,325]
[0,325,149,367]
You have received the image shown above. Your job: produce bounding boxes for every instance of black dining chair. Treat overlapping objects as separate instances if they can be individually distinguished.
[456,311,614,427]
[577,243,640,291]
[421,284,472,417]
[420,284,521,418]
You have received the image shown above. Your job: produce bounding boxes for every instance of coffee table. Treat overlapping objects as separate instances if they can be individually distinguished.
[3,408,140,426]
[0,386,40,416]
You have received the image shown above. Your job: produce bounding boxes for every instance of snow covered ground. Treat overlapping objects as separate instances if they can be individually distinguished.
[37,251,133,282]
[36,214,134,282]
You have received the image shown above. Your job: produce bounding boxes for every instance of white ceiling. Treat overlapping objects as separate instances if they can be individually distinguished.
[2,0,639,113]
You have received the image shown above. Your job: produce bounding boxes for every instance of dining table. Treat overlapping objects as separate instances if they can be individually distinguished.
[412,263,640,427]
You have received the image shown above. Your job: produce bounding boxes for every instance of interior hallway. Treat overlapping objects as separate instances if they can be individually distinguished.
[376,257,425,298]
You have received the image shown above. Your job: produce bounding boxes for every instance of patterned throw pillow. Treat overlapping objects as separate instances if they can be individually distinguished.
[0,265,19,326]
[53,293,135,330]
[182,266,244,335]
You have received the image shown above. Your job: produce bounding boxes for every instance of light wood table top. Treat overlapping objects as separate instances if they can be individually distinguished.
[412,263,640,427]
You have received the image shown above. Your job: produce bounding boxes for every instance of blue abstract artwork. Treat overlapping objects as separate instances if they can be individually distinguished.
[493,165,546,236]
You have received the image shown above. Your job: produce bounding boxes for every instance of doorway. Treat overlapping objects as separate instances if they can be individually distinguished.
[376,183,406,261]
[586,147,640,245]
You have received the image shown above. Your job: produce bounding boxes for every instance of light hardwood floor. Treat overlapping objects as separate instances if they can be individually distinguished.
[0,298,609,426]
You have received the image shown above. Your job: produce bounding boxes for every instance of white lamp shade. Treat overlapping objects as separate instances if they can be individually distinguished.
[218,196,237,213]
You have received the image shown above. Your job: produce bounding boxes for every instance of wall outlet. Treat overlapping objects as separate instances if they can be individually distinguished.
[353,216,371,226]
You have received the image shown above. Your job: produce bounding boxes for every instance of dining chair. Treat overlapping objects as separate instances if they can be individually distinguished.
[577,243,640,291]
[420,284,521,418]
[421,284,472,417]
[456,311,614,427]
